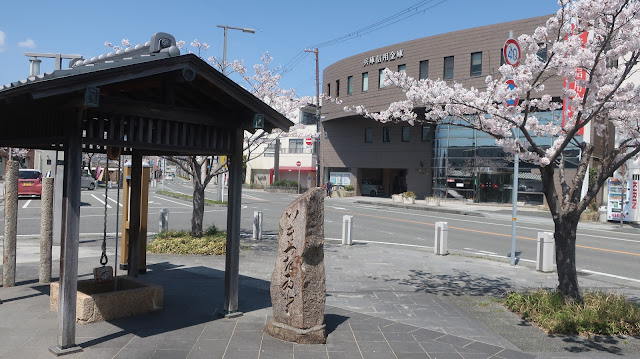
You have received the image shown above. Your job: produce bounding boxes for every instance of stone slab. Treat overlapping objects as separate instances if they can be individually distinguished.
[50,275,163,324]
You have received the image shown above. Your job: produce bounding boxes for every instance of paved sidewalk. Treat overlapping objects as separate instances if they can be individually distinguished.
[1,234,640,358]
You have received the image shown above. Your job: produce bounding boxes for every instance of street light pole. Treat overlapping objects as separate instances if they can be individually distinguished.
[217,25,256,75]
[215,25,255,201]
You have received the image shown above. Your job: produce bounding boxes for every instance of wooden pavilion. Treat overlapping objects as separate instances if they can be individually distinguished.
[0,32,292,355]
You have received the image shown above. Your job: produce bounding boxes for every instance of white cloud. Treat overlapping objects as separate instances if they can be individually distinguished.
[0,30,6,53]
[18,38,36,49]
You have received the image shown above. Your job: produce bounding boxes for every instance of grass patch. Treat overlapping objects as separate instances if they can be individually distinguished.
[156,190,226,205]
[504,289,640,336]
[148,225,226,255]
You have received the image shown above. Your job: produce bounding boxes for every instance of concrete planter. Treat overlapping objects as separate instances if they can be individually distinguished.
[392,194,403,203]
[50,276,163,324]
[402,197,416,204]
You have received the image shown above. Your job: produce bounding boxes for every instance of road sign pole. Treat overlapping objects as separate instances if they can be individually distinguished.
[298,167,301,194]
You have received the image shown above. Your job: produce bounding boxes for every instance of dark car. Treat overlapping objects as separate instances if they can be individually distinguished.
[18,169,42,197]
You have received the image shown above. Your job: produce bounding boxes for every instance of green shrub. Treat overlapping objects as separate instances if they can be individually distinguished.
[271,179,298,188]
[402,191,416,198]
[344,185,354,191]
[504,289,640,335]
[149,225,226,255]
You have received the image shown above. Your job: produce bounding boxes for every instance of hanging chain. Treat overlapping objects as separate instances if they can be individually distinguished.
[100,157,110,266]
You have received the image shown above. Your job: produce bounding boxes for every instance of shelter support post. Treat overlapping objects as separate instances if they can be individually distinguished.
[50,110,83,356]
[127,152,143,278]
[224,128,243,317]
[3,160,18,287]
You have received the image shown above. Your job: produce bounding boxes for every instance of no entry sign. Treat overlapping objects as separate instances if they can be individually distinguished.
[503,38,521,67]
[305,137,313,146]
[296,161,301,167]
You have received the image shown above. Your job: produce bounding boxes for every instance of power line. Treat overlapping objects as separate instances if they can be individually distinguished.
[277,0,450,80]
[310,0,449,49]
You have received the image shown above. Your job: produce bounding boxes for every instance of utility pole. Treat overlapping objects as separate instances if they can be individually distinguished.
[305,48,321,187]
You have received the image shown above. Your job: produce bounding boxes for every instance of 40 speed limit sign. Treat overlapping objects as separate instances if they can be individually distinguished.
[503,38,521,67]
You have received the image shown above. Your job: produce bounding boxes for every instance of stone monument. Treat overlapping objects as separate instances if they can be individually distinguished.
[264,187,326,344]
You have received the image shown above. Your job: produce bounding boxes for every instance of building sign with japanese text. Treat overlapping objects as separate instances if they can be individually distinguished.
[364,49,404,67]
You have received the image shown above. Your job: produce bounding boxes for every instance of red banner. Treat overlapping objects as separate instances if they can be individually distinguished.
[562,30,589,135]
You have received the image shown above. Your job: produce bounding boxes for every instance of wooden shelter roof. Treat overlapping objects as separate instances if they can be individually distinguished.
[0,39,292,156]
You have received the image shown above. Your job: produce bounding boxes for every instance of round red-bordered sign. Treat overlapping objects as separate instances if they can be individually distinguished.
[296,161,301,167]
[503,38,521,67]
[505,79,519,107]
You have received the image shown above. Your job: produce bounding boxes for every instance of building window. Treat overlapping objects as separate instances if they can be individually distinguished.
[364,128,372,143]
[347,76,353,95]
[398,64,406,73]
[336,79,340,97]
[419,60,429,80]
[362,72,369,92]
[401,126,410,142]
[289,138,303,153]
[383,127,390,142]
[301,111,317,125]
[421,125,431,141]
[379,69,386,88]
[537,43,547,62]
[327,83,330,97]
[444,56,454,79]
[470,52,482,76]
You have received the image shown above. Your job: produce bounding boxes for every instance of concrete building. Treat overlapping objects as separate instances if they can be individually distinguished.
[245,105,318,189]
[320,15,578,203]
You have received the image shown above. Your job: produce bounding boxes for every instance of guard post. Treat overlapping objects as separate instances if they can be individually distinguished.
[434,221,448,255]
[536,232,555,272]
[342,215,353,245]
[120,161,151,273]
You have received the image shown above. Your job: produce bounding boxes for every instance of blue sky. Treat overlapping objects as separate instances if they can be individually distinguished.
[0,0,559,98]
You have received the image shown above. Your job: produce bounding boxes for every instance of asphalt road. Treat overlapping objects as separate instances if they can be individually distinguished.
[1,178,639,285]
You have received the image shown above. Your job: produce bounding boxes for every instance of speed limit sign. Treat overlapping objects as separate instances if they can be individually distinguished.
[503,38,521,67]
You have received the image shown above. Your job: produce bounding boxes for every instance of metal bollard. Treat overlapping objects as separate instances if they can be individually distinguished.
[159,208,169,232]
[536,232,555,272]
[342,215,353,245]
[253,211,263,240]
[434,221,448,255]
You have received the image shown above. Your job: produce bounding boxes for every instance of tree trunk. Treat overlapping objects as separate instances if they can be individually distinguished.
[191,163,205,237]
[553,213,582,302]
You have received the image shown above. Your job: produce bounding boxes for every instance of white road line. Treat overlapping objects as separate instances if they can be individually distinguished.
[579,269,640,283]
[153,196,191,207]
[330,206,347,210]
[102,195,123,207]
[344,203,640,244]
[22,200,32,209]
[90,194,112,208]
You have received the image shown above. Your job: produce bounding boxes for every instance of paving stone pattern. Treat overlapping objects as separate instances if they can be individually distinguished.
[1,235,640,358]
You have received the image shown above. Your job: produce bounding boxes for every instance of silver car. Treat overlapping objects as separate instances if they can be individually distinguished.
[81,173,96,190]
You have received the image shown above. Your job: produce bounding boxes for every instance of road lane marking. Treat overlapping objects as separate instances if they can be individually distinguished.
[326,208,640,258]
[102,195,123,207]
[22,200,32,209]
[91,194,112,208]
[153,196,191,207]
[242,194,265,201]
[579,269,640,283]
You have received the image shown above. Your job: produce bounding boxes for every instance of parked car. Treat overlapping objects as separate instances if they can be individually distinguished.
[18,169,42,197]
[81,173,96,190]
[361,178,383,196]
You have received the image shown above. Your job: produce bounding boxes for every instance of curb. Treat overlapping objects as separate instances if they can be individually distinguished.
[354,200,485,217]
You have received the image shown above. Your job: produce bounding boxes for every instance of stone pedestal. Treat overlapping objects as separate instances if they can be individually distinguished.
[264,187,327,344]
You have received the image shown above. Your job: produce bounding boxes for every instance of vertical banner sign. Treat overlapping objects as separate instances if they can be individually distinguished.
[562,29,589,135]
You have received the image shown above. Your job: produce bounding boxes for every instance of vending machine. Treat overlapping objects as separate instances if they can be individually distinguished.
[606,178,631,221]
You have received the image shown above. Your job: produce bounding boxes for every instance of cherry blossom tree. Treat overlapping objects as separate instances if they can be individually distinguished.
[349,0,640,300]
